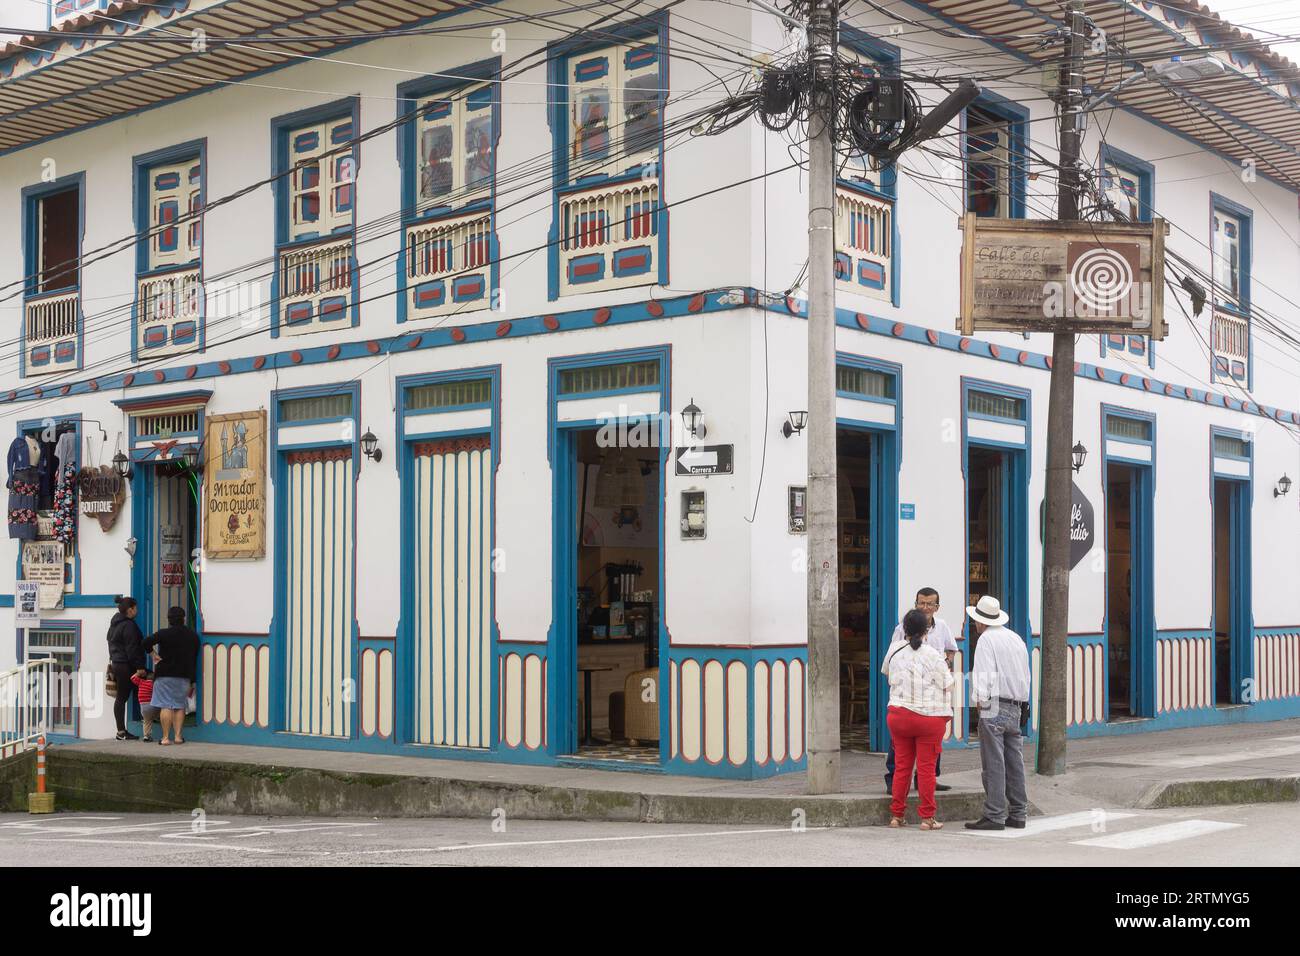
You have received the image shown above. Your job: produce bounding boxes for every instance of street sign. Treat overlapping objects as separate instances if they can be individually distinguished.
[675,444,734,476]
[900,503,915,520]
[1039,481,1095,571]
[958,214,1168,337]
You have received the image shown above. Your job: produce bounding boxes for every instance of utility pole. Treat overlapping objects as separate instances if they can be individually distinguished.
[805,0,840,795]
[1037,0,1087,776]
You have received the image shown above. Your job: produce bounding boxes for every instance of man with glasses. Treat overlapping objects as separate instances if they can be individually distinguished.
[883,587,957,794]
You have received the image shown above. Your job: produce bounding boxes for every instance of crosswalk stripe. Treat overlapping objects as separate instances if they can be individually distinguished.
[962,810,1138,839]
[1071,819,1241,849]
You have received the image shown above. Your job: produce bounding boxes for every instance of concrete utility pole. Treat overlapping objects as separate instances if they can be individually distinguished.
[1037,0,1087,776]
[805,0,841,795]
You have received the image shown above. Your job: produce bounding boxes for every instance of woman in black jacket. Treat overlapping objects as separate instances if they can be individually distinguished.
[107,596,147,740]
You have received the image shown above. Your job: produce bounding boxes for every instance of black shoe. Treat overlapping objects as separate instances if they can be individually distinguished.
[1006,818,1026,829]
[884,776,893,794]
[115,730,139,741]
[964,818,1005,831]
[934,782,953,792]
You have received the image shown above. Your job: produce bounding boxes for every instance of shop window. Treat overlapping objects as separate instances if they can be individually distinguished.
[34,187,80,294]
[558,359,660,395]
[964,101,1025,219]
[13,420,79,604]
[407,377,492,411]
[279,392,355,423]
[284,114,356,242]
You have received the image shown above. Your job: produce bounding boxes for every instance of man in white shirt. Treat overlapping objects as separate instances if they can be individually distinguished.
[963,595,1032,831]
[883,587,959,794]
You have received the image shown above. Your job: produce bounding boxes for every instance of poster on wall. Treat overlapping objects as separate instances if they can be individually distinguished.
[15,581,40,627]
[160,524,185,588]
[22,540,66,610]
[203,410,267,559]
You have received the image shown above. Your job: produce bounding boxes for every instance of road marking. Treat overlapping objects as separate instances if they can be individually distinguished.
[962,810,1138,839]
[1071,819,1242,849]
[360,826,828,853]
[30,838,281,854]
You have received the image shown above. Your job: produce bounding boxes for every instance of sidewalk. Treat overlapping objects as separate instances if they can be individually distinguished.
[14,719,1300,826]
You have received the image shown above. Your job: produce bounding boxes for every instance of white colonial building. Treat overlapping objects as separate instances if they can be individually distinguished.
[1,0,1299,778]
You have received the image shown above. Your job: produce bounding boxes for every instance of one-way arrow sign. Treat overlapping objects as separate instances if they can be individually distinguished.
[675,444,734,476]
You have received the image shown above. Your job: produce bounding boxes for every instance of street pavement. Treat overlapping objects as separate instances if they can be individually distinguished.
[1,803,1296,866]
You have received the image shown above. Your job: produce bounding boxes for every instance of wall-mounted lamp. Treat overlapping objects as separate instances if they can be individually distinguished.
[112,450,133,482]
[681,399,706,441]
[1071,441,1088,473]
[1275,474,1292,498]
[181,444,202,475]
[361,427,382,462]
[782,410,808,438]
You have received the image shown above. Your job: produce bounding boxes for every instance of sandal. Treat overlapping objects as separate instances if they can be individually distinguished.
[920,818,944,831]
[888,815,907,828]
[174,737,185,744]
[160,739,173,746]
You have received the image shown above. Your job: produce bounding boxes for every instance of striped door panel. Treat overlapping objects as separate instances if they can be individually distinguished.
[411,436,493,748]
[285,448,355,738]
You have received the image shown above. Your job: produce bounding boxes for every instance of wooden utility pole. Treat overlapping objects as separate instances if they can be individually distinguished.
[805,0,841,794]
[1038,0,1088,776]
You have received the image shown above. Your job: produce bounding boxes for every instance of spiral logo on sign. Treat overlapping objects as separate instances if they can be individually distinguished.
[1070,247,1133,310]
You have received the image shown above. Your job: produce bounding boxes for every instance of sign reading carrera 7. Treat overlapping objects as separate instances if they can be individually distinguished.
[203,410,267,559]
[958,214,1169,337]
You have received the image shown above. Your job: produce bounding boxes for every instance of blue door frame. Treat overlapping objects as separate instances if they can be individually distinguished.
[1103,460,1156,719]
[1213,476,1253,704]
[129,462,202,635]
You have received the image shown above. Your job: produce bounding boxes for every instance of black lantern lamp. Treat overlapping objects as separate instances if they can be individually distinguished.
[1275,474,1292,498]
[782,410,808,438]
[361,427,382,462]
[681,399,706,441]
[112,450,133,481]
[1071,441,1088,473]
[181,444,202,474]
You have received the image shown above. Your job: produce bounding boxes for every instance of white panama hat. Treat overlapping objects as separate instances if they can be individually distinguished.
[966,594,1009,627]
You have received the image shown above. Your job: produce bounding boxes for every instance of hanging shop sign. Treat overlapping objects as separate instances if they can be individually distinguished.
[674,444,734,476]
[15,581,40,627]
[78,466,125,532]
[21,540,66,610]
[204,410,267,560]
[958,215,1168,337]
[1039,480,1095,572]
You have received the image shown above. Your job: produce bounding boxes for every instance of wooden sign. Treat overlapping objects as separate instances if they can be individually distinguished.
[958,214,1168,337]
[78,466,126,532]
[204,410,266,559]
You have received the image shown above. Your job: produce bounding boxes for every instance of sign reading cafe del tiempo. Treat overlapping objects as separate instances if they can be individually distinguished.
[203,410,267,559]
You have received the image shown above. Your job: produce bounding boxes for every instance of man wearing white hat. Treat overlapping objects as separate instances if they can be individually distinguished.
[963,595,1031,831]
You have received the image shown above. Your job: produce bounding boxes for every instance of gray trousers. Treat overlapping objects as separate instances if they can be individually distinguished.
[977,700,1028,824]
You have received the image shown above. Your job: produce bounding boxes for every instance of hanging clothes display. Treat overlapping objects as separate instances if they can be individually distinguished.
[52,430,78,546]
[7,435,38,540]
[38,436,58,505]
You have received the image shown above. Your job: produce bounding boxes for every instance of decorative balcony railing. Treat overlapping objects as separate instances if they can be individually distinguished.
[1212,308,1249,382]
[558,178,660,295]
[138,266,202,356]
[834,186,892,303]
[279,235,354,336]
[405,210,492,319]
[24,289,79,375]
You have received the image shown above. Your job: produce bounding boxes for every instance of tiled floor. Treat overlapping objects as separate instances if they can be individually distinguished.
[841,725,873,753]
[570,741,661,766]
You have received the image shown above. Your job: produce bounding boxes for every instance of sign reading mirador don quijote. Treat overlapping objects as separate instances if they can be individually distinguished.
[958,214,1168,337]
[203,410,267,559]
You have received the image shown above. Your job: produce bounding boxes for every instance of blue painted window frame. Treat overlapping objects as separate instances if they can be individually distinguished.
[1099,145,1156,369]
[545,12,670,300]
[1209,192,1253,389]
[962,91,1027,220]
[20,618,82,739]
[395,59,502,324]
[132,138,208,360]
[20,172,85,378]
[269,97,362,337]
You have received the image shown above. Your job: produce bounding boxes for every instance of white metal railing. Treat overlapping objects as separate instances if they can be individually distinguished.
[0,659,56,760]
[24,289,79,344]
[280,235,353,301]
[139,266,202,330]
[836,186,892,261]
[560,179,659,253]
[407,211,492,283]
[1213,309,1249,360]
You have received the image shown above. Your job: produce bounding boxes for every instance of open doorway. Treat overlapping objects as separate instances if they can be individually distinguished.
[1106,462,1154,719]
[1213,478,1250,705]
[562,427,661,764]
[837,428,874,752]
[132,461,200,636]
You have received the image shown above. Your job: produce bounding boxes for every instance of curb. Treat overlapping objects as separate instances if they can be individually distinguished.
[30,749,991,827]
[1138,775,1300,809]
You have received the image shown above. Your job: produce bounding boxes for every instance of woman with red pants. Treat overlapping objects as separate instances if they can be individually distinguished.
[882,608,955,829]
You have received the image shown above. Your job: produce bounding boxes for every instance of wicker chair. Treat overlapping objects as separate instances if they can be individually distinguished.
[623,667,660,745]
